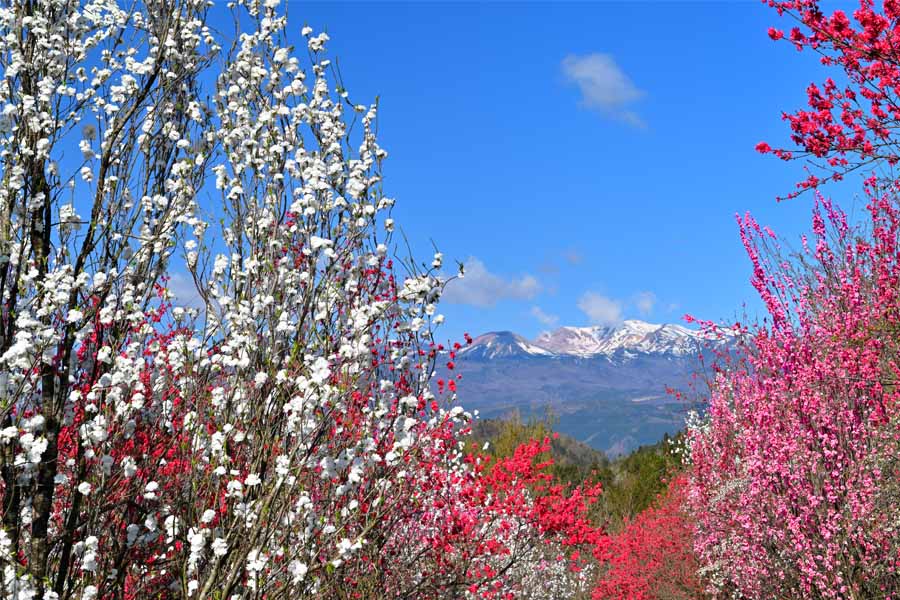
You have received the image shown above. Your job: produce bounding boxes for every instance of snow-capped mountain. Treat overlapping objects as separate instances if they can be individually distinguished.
[457,331,555,360]
[447,320,722,457]
[458,319,716,361]
[533,320,711,357]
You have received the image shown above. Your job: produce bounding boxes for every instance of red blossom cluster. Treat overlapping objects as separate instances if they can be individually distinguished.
[760,0,900,197]
[593,475,704,600]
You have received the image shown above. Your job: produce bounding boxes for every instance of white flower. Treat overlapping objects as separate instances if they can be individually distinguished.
[308,33,330,52]
[337,537,353,556]
[275,455,290,476]
[143,481,159,499]
[212,537,228,557]
[122,456,137,478]
[288,560,308,582]
[188,528,206,552]
[226,480,243,498]
[66,310,84,323]
[96,346,112,364]
[144,514,158,532]
[309,236,332,250]
[0,427,17,444]
[81,536,99,572]
[59,204,81,231]
[310,356,330,384]
[245,473,261,486]
[77,482,92,496]
[164,515,180,539]
[246,549,267,573]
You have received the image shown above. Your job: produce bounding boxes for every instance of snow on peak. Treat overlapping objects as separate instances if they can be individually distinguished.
[460,320,725,361]
[459,331,555,360]
[534,319,711,357]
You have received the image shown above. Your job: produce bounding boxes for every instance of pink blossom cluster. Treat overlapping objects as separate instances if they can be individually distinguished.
[760,0,900,198]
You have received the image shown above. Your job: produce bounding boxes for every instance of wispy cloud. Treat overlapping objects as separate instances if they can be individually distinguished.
[530,305,559,327]
[562,53,645,128]
[578,292,623,325]
[634,291,656,316]
[443,257,541,307]
[168,272,204,309]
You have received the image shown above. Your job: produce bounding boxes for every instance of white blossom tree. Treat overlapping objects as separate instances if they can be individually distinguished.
[0,2,604,598]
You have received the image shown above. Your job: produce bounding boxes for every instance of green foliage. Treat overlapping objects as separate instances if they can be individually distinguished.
[594,434,683,530]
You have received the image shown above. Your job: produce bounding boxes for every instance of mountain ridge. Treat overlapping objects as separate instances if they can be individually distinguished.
[458,319,717,361]
[449,319,719,456]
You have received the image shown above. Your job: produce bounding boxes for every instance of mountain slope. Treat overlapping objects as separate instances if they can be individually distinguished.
[533,320,710,357]
[458,331,555,360]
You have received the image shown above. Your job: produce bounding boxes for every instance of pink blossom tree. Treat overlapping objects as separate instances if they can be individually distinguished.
[686,187,900,599]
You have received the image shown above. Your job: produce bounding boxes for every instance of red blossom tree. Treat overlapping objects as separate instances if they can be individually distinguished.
[760,0,900,197]
[593,475,705,600]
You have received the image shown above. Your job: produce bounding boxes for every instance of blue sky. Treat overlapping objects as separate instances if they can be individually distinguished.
[292,1,862,342]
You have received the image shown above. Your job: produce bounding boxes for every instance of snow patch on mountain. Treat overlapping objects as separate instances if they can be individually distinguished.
[458,331,555,360]
[461,320,721,360]
[533,319,712,357]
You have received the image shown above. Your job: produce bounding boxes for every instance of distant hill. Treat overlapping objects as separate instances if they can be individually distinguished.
[469,416,609,471]
[446,319,723,456]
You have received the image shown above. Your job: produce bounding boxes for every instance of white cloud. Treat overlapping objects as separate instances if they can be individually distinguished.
[167,272,204,309]
[634,291,656,316]
[578,292,622,325]
[442,257,541,307]
[562,53,645,127]
[530,306,559,327]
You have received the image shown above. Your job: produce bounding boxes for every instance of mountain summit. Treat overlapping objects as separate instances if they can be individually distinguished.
[458,331,555,360]
[458,319,713,361]
[534,320,709,357]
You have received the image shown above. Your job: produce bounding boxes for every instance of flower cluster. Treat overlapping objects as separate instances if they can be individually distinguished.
[593,475,704,600]
[760,0,900,197]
